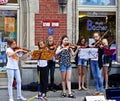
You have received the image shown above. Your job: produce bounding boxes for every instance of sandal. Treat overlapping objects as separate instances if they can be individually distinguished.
[61,93,66,98]
[68,94,75,98]
[82,87,87,91]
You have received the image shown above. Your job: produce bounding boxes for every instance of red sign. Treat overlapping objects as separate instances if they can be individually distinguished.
[0,0,8,4]
[42,20,59,27]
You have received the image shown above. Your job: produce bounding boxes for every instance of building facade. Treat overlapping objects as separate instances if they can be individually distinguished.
[0,0,120,84]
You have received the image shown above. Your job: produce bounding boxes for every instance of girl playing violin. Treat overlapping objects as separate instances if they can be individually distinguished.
[89,32,104,95]
[6,39,27,101]
[56,35,80,98]
[37,40,48,100]
[47,36,56,91]
[102,38,112,89]
[77,36,88,91]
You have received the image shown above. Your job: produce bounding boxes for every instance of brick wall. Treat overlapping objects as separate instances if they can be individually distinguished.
[35,0,67,45]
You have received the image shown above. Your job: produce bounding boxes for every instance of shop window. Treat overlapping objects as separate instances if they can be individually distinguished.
[79,11,116,59]
[0,10,17,71]
[8,0,18,3]
[79,0,116,6]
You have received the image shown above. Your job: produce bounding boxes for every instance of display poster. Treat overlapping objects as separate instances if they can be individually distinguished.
[4,17,15,32]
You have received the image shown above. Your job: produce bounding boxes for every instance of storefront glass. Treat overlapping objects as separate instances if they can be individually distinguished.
[79,11,116,60]
[8,0,18,3]
[0,10,17,71]
[79,0,116,5]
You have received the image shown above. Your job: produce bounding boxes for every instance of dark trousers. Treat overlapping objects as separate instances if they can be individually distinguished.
[48,61,55,88]
[39,66,48,94]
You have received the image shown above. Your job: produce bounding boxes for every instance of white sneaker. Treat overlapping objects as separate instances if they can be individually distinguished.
[17,96,27,101]
[9,98,14,101]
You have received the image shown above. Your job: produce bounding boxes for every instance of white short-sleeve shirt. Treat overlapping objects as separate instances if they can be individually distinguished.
[6,47,23,69]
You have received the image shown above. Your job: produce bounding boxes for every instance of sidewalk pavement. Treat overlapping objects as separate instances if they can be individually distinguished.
[0,86,104,101]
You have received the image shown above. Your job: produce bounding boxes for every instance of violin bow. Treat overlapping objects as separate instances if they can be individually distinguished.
[94,30,109,46]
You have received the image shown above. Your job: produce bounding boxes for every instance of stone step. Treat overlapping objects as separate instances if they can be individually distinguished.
[24,59,75,64]
[0,72,7,78]
[21,64,77,68]
[0,78,8,86]
[21,59,76,68]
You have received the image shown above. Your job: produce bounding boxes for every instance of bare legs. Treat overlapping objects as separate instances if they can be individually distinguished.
[61,70,72,94]
[102,66,108,89]
[78,66,87,90]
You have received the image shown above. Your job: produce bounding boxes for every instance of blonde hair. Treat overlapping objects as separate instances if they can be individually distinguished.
[102,38,108,46]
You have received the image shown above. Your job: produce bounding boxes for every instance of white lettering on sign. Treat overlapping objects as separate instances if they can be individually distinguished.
[43,22,50,27]
[52,22,59,27]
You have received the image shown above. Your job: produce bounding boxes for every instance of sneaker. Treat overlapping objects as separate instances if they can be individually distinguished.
[9,98,14,101]
[17,96,27,101]
[95,91,100,95]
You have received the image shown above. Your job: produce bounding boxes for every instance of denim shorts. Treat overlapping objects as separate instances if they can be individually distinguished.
[78,58,88,67]
[59,65,72,72]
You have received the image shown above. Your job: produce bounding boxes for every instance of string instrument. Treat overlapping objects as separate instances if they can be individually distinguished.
[48,44,57,50]
[94,40,103,47]
[94,30,109,47]
[13,46,30,53]
[64,43,77,49]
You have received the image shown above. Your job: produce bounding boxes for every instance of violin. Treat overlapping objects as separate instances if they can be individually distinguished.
[94,40,103,47]
[64,43,77,49]
[13,46,30,53]
[48,44,56,50]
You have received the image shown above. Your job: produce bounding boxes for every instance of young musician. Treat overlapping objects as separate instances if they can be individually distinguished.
[56,35,80,98]
[89,32,104,95]
[6,39,27,101]
[37,40,48,99]
[47,36,56,91]
[77,37,87,91]
[102,38,111,89]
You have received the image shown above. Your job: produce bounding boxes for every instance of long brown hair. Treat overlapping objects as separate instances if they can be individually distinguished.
[7,39,16,47]
[77,36,86,46]
[38,40,46,49]
[60,35,68,45]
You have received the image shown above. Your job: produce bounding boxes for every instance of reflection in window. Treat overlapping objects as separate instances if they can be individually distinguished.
[79,0,115,5]
[79,11,116,45]
[79,12,116,60]
[8,0,18,3]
